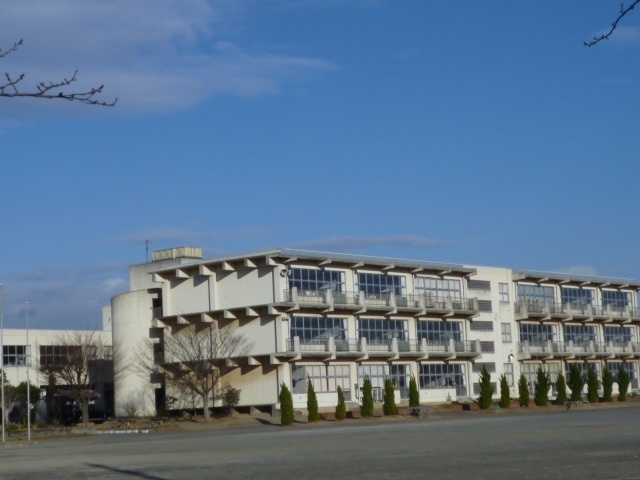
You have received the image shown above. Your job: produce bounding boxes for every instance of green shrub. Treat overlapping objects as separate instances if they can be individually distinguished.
[568,364,585,401]
[306,378,321,422]
[499,374,510,408]
[518,374,530,407]
[408,375,420,408]
[534,367,550,406]
[360,377,374,417]
[335,386,346,421]
[617,365,630,402]
[382,378,397,416]
[279,383,294,426]
[478,365,493,410]
[602,368,613,402]
[555,373,568,405]
[587,366,599,403]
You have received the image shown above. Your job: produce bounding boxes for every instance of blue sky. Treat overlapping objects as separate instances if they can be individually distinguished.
[2,1,640,329]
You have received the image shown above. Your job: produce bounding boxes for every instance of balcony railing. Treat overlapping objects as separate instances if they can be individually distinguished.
[515,300,640,321]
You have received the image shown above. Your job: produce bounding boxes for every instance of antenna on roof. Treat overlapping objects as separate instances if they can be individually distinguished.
[145,240,149,263]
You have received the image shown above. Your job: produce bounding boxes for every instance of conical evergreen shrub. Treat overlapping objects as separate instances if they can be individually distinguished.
[361,376,374,417]
[280,383,294,426]
[617,365,630,401]
[518,374,530,407]
[335,386,347,421]
[478,365,493,409]
[383,377,397,416]
[408,375,420,408]
[602,368,613,402]
[307,378,321,422]
[499,374,510,408]
[555,373,568,405]
[534,367,550,406]
[587,366,599,403]
[568,364,585,401]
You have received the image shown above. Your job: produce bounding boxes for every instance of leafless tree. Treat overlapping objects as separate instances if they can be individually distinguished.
[39,331,125,426]
[1,39,116,106]
[585,1,640,46]
[138,323,251,422]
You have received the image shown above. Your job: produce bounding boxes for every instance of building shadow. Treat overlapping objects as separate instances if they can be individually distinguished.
[85,463,170,480]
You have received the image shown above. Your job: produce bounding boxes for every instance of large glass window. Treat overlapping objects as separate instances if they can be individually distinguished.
[417,320,463,342]
[563,325,596,344]
[39,345,80,366]
[561,288,593,306]
[415,277,461,299]
[521,363,561,392]
[356,273,405,296]
[359,364,410,399]
[503,363,514,386]
[419,363,465,391]
[291,364,351,395]
[519,323,555,343]
[606,362,638,389]
[602,290,630,308]
[517,284,555,304]
[499,283,509,302]
[358,318,408,343]
[501,323,512,343]
[2,345,28,366]
[289,268,345,295]
[566,362,600,381]
[604,326,634,345]
[290,316,347,343]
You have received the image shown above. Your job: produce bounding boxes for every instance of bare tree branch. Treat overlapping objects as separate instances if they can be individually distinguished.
[0,39,117,106]
[584,1,640,47]
[137,323,252,422]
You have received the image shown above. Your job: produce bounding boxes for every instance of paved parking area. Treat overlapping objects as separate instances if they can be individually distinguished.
[2,406,640,479]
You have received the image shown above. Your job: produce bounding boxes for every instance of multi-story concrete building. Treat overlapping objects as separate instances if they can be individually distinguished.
[112,247,640,416]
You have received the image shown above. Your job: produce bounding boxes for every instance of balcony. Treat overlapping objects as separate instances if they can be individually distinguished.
[517,340,640,360]
[284,336,481,360]
[281,288,478,318]
[515,300,636,323]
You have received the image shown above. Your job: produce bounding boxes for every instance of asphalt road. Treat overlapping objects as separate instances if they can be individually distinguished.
[1,407,640,480]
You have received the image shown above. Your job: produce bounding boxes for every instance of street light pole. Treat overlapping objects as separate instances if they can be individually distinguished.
[26,301,31,442]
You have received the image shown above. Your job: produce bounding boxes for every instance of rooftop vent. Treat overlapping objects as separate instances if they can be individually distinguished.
[152,247,203,262]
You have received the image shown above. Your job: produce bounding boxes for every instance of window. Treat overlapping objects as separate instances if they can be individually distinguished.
[566,362,600,381]
[290,316,347,343]
[602,290,630,308]
[478,300,493,312]
[291,364,351,395]
[604,326,634,345]
[419,363,466,393]
[606,362,638,389]
[519,323,555,344]
[356,273,405,296]
[472,362,496,373]
[289,268,345,295]
[499,283,509,303]
[470,321,494,332]
[2,345,28,366]
[467,279,491,291]
[517,284,554,304]
[359,364,410,399]
[563,325,596,344]
[417,320,463,342]
[358,318,408,343]
[501,323,512,343]
[561,287,593,306]
[39,345,81,366]
[480,341,495,353]
[415,277,461,299]
[503,363,514,386]
[522,363,561,392]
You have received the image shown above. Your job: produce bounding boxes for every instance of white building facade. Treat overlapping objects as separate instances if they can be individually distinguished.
[112,247,640,416]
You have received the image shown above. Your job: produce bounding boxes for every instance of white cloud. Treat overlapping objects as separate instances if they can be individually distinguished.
[1,0,335,115]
